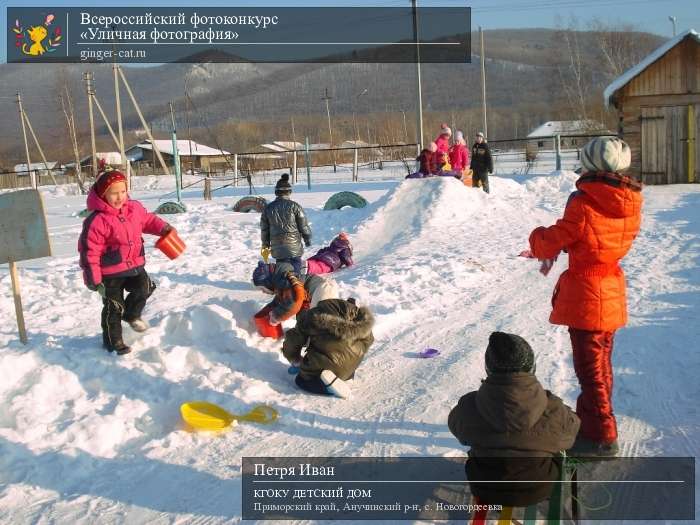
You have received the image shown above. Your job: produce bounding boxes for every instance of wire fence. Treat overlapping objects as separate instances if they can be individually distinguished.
[0,133,617,191]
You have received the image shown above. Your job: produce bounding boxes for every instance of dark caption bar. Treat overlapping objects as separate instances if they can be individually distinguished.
[7,7,471,64]
[241,457,695,521]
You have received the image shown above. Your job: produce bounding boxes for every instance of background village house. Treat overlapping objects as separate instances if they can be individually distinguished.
[605,29,699,185]
[124,140,232,174]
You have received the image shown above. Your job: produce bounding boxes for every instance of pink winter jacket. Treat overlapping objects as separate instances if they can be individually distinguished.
[449,143,470,171]
[435,134,451,155]
[78,189,167,287]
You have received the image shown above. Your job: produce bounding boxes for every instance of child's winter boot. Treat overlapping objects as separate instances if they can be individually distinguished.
[103,340,132,356]
[320,370,352,399]
[127,317,149,332]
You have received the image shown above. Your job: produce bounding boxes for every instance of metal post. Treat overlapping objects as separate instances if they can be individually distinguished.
[555,134,562,171]
[292,150,298,184]
[169,102,182,203]
[16,93,35,189]
[480,27,488,139]
[353,148,359,182]
[412,0,424,149]
[233,153,238,186]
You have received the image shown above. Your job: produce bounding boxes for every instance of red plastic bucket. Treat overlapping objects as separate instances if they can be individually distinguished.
[155,229,186,260]
[254,310,284,339]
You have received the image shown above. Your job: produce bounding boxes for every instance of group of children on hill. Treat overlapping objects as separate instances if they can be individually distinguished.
[78,135,641,501]
[410,124,493,193]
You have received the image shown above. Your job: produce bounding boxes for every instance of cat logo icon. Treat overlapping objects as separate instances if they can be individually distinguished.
[11,14,62,56]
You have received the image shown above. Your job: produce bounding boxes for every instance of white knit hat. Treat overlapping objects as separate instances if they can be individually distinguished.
[455,130,464,142]
[440,123,452,136]
[476,131,485,139]
[581,137,631,173]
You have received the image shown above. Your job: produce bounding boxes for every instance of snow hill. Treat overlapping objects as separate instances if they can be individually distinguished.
[0,171,699,524]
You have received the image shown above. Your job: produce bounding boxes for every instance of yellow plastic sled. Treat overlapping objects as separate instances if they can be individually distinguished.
[180,401,278,431]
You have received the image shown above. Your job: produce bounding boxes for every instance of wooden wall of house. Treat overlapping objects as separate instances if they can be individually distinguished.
[615,36,700,184]
[625,38,699,97]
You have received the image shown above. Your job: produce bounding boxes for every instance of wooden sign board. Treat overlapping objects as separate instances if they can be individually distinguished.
[0,189,51,264]
[0,189,52,344]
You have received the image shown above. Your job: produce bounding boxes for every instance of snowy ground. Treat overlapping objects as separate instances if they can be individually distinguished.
[0,165,698,524]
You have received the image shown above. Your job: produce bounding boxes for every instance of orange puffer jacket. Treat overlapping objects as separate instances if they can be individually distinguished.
[529,172,643,331]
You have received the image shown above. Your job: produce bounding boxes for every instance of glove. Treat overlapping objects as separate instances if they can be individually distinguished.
[160,224,173,236]
[269,311,281,326]
[303,237,311,248]
[539,257,557,276]
[261,246,271,262]
[89,283,106,298]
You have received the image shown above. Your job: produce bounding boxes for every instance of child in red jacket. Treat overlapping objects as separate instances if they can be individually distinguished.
[78,166,173,355]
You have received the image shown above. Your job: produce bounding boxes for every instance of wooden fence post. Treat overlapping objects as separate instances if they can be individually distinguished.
[9,261,28,344]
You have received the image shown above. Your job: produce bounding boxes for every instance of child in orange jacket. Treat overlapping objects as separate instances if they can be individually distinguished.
[528,137,642,457]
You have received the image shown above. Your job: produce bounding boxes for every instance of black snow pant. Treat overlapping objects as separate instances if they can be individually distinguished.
[472,169,490,193]
[101,269,155,346]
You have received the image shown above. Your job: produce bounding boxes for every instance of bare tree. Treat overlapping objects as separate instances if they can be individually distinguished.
[554,17,592,122]
[589,19,660,80]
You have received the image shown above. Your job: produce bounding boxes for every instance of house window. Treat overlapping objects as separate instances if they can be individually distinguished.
[538,141,544,148]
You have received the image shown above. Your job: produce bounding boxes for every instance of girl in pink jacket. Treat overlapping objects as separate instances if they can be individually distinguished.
[448,130,470,172]
[78,166,172,355]
[434,123,452,155]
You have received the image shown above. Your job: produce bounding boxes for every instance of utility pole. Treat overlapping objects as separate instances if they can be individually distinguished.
[480,26,488,139]
[16,93,35,188]
[412,0,425,148]
[322,87,336,172]
[113,63,128,187]
[59,88,86,193]
[84,72,98,180]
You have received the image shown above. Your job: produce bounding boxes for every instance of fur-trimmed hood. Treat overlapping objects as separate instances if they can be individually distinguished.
[303,299,374,340]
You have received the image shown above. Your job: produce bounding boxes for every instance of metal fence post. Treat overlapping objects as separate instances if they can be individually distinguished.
[292,150,298,184]
[555,134,562,171]
[352,148,358,182]
[233,154,238,187]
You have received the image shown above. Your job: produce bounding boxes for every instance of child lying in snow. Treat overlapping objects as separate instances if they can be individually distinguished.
[282,298,375,398]
[252,261,339,325]
[306,232,354,274]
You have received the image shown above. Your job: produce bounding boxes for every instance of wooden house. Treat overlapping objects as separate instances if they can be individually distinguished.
[604,30,699,184]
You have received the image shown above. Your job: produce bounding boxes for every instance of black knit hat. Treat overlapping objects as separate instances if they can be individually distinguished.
[275,173,292,195]
[485,332,535,374]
